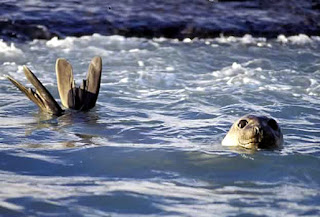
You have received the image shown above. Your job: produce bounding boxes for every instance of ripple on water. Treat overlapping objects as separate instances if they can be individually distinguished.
[0,34,320,216]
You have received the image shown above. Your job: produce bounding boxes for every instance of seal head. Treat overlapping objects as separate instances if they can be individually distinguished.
[222,115,283,149]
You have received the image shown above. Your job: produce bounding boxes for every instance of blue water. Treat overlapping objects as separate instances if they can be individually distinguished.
[1,1,320,217]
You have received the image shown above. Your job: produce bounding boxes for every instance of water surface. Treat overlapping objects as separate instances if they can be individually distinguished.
[0,34,319,216]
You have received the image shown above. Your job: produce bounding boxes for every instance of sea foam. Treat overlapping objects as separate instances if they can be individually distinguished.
[0,40,24,61]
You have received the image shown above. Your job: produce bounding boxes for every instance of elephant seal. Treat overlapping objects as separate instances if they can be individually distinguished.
[222,115,283,149]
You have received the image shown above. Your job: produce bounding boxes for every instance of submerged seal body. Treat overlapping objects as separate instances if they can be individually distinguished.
[222,115,283,149]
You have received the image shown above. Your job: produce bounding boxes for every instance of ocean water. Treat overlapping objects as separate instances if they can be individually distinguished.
[1,0,320,216]
[0,34,319,216]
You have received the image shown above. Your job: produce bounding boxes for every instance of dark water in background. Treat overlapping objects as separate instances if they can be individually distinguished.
[0,1,320,217]
[0,0,320,41]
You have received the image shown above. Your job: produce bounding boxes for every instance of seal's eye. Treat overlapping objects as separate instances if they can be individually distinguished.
[238,120,248,129]
[268,119,278,131]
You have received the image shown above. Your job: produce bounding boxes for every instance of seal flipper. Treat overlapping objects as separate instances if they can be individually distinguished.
[7,66,63,115]
[80,56,102,111]
[56,58,76,109]
[7,75,45,110]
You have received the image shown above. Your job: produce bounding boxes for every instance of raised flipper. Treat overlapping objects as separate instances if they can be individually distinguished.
[56,58,76,109]
[80,56,102,111]
[7,66,63,115]
[56,56,102,111]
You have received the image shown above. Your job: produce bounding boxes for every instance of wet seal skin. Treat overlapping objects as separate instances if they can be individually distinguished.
[222,115,284,150]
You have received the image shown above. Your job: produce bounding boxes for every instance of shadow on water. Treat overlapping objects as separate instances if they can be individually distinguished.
[19,109,101,147]
[75,192,164,215]
[1,142,319,184]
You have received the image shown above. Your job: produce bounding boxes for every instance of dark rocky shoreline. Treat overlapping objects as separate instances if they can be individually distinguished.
[1,0,320,41]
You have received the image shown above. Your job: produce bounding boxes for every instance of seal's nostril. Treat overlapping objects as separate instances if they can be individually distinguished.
[254,126,261,135]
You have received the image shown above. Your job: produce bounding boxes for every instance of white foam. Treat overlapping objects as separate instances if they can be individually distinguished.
[119,77,129,83]
[212,61,291,90]
[46,36,75,48]
[277,34,313,45]
[0,201,23,212]
[137,61,145,67]
[45,34,127,51]
[165,66,175,71]
[276,34,289,43]
[0,40,24,61]
[215,34,269,46]
[129,48,140,53]
[183,38,192,43]
[152,37,168,42]
[213,62,246,78]
[137,70,177,87]
[306,78,320,96]
[3,62,16,66]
